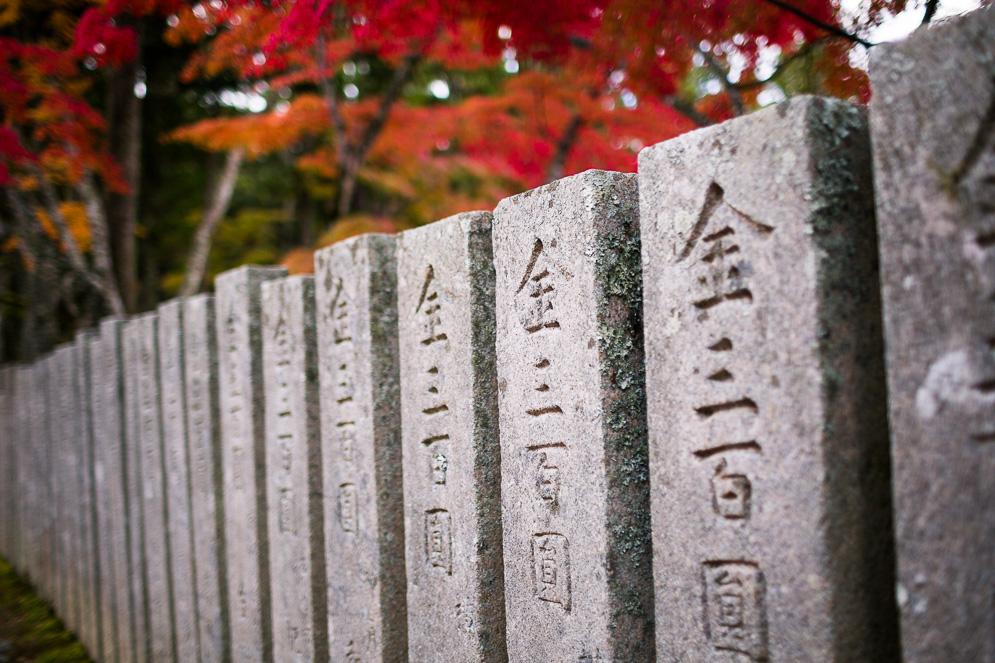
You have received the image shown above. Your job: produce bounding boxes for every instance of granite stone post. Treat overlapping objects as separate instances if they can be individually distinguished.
[870,8,995,662]
[37,356,54,602]
[127,314,177,663]
[396,213,506,662]
[261,275,328,663]
[76,330,104,662]
[184,294,231,663]
[0,367,12,561]
[216,266,286,663]
[91,317,137,663]
[158,300,202,663]
[493,170,654,662]
[53,345,82,633]
[315,235,407,663]
[639,97,899,662]
[15,366,32,575]
[122,322,152,663]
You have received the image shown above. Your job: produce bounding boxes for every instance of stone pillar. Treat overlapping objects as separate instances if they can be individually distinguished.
[396,212,506,662]
[158,300,202,663]
[127,314,176,663]
[261,275,327,663]
[92,317,136,663]
[0,366,12,562]
[75,330,104,661]
[639,97,898,662]
[122,322,151,663]
[216,265,286,663]
[869,8,995,662]
[315,235,406,663]
[493,170,654,662]
[52,345,81,633]
[184,294,231,663]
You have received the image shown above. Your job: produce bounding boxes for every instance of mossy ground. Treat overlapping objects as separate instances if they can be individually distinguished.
[0,557,91,663]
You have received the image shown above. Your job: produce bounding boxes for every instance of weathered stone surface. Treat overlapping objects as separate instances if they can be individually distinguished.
[122,322,151,663]
[0,366,13,564]
[14,366,33,576]
[184,294,230,663]
[396,213,506,662]
[37,356,54,602]
[315,235,406,663]
[92,317,136,663]
[869,9,995,662]
[639,97,898,662]
[52,345,81,632]
[75,330,104,661]
[492,170,653,662]
[158,300,202,663]
[127,314,176,663]
[261,275,327,663]
[216,265,286,663]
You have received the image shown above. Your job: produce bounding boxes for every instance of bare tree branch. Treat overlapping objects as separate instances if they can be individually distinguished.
[922,0,940,25]
[733,37,828,90]
[758,0,873,47]
[694,43,745,116]
[316,34,348,162]
[546,114,585,183]
[180,147,245,296]
[77,167,125,313]
[665,95,715,127]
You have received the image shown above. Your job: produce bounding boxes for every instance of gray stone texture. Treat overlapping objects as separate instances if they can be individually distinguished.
[37,356,54,602]
[128,314,176,663]
[0,367,12,564]
[639,97,898,662]
[492,170,653,662]
[869,8,995,662]
[184,294,231,663]
[123,320,152,663]
[315,235,407,663]
[52,345,81,633]
[261,275,328,663]
[396,212,506,662]
[92,318,137,663]
[15,366,32,576]
[216,265,286,663]
[158,300,202,663]
[75,330,104,661]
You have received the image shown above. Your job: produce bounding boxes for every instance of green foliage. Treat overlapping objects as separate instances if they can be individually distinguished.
[0,557,93,662]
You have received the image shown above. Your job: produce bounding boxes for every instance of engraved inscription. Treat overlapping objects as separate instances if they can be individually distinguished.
[232,446,245,491]
[711,459,750,520]
[278,488,295,534]
[518,239,561,333]
[425,509,452,574]
[536,450,561,504]
[339,483,357,533]
[431,453,448,485]
[682,184,770,513]
[532,533,571,610]
[702,561,768,661]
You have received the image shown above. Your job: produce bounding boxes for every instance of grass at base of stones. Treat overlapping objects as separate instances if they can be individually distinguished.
[0,557,91,662]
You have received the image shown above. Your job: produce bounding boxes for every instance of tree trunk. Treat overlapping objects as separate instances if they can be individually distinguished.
[180,147,245,296]
[104,41,143,312]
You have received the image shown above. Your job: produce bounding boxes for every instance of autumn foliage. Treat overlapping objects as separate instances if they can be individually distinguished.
[0,0,909,359]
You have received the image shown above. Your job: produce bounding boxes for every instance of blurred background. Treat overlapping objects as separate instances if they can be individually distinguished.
[0,0,982,361]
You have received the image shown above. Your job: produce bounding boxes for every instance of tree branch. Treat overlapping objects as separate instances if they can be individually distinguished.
[180,147,245,296]
[922,0,940,25]
[758,0,873,47]
[665,95,714,127]
[546,113,584,183]
[733,37,828,90]
[694,43,745,116]
[316,33,348,163]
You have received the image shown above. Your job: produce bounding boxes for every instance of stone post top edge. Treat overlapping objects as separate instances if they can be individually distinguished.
[157,297,186,314]
[870,4,993,78]
[494,168,634,213]
[638,94,858,169]
[397,210,492,243]
[214,263,289,284]
[183,292,215,306]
